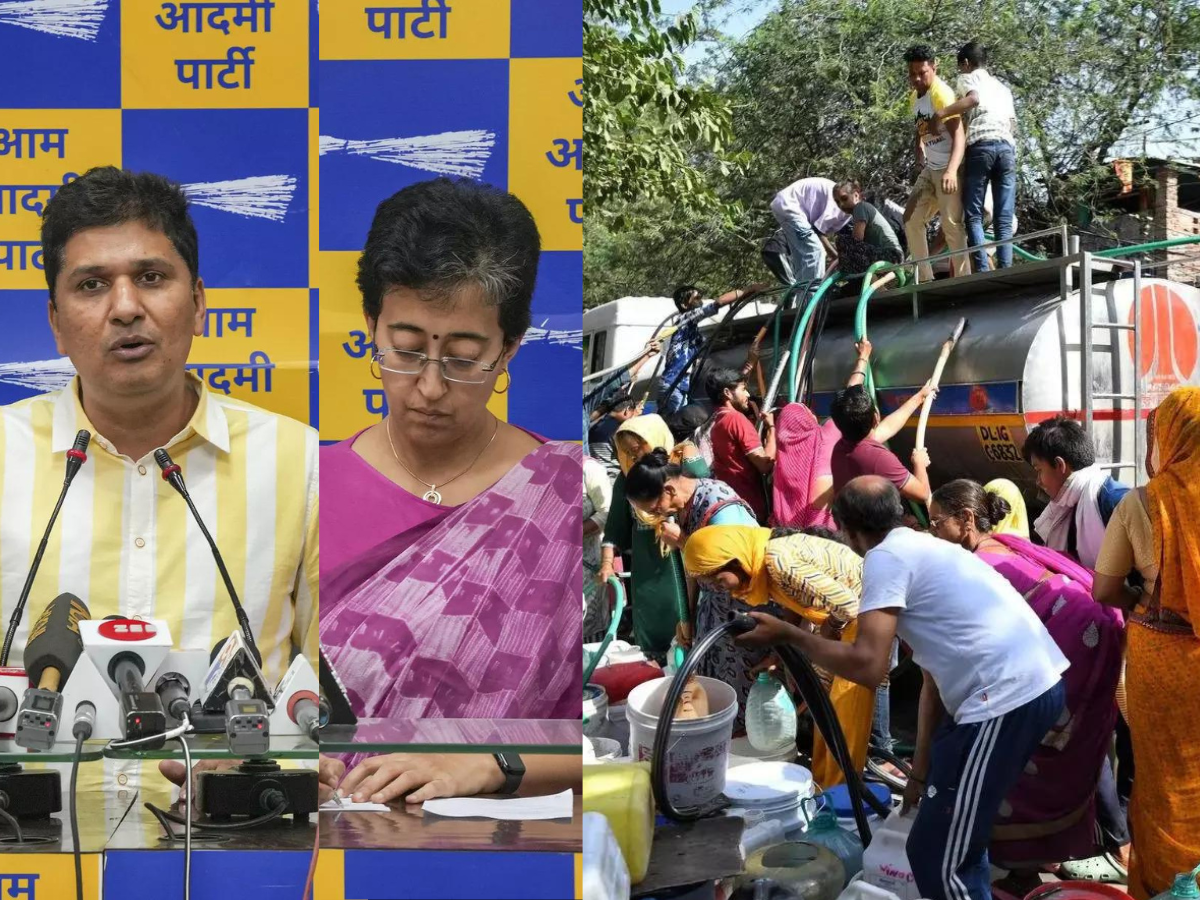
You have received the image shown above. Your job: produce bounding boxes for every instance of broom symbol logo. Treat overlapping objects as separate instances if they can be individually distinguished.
[0,0,110,42]
[319,129,496,179]
[182,174,298,223]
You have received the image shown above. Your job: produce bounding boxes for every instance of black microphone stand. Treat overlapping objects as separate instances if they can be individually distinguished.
[0,431,91,666]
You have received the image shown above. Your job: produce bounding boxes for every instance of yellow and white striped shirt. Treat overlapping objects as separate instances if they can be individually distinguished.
[0,374,318,798]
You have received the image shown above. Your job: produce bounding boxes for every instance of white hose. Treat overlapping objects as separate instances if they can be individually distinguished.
[915,318,967,451]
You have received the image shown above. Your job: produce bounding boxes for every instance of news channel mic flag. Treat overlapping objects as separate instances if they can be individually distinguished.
[318,1,583,444]
[0,0,582,445]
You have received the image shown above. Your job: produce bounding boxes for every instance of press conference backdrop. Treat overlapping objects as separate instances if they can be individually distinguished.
[318,1,583,444]
[0,0,583,444]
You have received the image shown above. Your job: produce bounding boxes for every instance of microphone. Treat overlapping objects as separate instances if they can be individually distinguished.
[286,691,323,742]
[154,672,191,722]
[72,701,96,741]
[225,676,269,755]
[15,594,90,750]
[110,650,166,746]
[0,431,91,665]
[153,448,261,665]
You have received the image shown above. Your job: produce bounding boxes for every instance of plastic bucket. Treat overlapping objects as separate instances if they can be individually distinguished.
[729,735,797,769]
[626,675,738,810]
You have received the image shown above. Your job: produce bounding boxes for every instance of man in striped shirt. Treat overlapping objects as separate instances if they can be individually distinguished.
[1,167,318,800]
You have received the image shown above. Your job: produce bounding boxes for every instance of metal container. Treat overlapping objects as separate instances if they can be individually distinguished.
[706,263,1200,510]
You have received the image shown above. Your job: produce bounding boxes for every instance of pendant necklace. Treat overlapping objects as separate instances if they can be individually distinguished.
[386,415,500,505]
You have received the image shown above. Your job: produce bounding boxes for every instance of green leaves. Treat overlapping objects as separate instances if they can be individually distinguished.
[584,0,738,217]
[585,0,1200,304]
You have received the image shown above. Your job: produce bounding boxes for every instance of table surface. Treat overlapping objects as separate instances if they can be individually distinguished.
[0,738,107,763]
[104,794,317,851]
[318,793,582,854]
[0,792,124,853]
[319,719,583,755]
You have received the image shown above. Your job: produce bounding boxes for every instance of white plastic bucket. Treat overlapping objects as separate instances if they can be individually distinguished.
[626,675,738,810]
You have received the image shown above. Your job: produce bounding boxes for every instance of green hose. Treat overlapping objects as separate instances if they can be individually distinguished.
[1094,234,1200,258]
[583,576,627,687]
[785,273,842,402]
[852,261,929,527]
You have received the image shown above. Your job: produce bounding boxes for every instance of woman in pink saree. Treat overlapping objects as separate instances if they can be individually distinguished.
[318,179,581,805]
[930,479,1124,885]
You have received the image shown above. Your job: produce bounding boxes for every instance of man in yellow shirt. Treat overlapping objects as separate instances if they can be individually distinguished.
[0,167,318,801]
[903,45,969,282]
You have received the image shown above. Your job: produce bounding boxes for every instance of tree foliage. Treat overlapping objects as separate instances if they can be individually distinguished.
[583,0,738,219]
[585,0,1200,307]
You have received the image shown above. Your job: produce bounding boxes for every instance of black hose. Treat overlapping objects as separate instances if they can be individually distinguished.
[651,617,753,820]
[651,614,887,845]
[776,644,890,842]
[657,296,756,409]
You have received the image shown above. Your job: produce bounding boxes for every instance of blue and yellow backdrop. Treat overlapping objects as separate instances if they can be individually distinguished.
[0,0,582,447]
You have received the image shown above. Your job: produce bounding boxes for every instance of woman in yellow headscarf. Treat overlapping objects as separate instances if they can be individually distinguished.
[598,414,708,657]
[682,524,873,788]
[1113,388,1200,899]
[984,478,1030,538]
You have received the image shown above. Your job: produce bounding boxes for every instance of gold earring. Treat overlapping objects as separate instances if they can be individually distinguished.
[493,369,511,394]
[369,357,382,381]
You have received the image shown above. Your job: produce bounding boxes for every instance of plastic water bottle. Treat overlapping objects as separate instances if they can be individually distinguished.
[1151,864,1200,900]
[746,671,797,753]
[801,806,863,885]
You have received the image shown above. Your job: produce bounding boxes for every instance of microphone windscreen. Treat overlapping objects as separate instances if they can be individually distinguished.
[209,637,229,664]
[154,448,174,472]
[26,593,90,686]
[72,431,91,455]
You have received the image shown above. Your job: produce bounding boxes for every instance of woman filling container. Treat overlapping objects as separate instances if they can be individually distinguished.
[317,178,580,805]
[624,449,786,733]
[597,414,702,659]
[928,480,1125,882]
[682,524,872,788]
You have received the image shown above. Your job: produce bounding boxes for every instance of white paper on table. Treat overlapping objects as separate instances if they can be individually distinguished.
[319,798,391,812]
[420,789,574,821]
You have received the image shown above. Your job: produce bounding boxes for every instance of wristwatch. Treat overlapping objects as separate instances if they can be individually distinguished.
[493,753,526,795]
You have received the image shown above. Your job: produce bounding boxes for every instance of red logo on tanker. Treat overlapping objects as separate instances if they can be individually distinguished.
[1128,284,1199,387]
[969,385,990,412]
[98,619,158,641]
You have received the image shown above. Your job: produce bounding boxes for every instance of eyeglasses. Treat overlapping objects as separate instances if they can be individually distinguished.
[372,347,505,384]
[928,514,954,531]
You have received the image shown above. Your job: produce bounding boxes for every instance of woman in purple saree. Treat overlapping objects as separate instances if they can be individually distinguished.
[318,178,581,806]
[930,480,1124,881]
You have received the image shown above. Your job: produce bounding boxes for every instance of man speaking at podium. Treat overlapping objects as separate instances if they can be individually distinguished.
[0,167,318,797]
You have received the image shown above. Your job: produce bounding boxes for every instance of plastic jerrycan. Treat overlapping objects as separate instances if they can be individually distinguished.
[1151,864,1200,900]
[801,798,864,885]
[860,811,920,900]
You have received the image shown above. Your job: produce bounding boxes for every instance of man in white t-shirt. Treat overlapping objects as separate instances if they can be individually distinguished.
[934,41,1018,273]
[736,476,1067,900]
[769,176,852,298]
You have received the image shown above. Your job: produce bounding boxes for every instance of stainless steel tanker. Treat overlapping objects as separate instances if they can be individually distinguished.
[700,256,1200,508]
